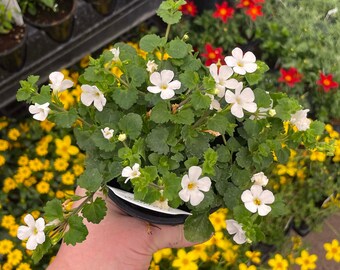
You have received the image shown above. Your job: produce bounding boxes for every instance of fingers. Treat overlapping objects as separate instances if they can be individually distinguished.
[149,224,202,251]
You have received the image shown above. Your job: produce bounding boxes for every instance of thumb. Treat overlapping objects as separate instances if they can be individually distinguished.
[150,224,208,251]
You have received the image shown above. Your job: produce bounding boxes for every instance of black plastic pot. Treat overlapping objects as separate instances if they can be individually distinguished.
[107,181,191,225]
[23,0,77,43]
[292,220,311,237]
[86,0,118,16]
[0,25,27,72]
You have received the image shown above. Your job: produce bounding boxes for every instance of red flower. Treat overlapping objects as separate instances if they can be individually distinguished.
[278,67,302,87]
[236,0,265,9]
[200,44,224,66]
[245,4,263,21]
[213,1,235,23]
[317,73,339,92]
[179,1,198,17]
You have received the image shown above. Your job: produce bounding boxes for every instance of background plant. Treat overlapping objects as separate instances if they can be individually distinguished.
[0,0,24,34]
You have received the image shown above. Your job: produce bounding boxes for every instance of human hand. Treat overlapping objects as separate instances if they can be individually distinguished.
[48,187,199,270]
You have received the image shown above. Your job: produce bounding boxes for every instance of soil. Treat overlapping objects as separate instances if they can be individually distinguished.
[0,25,26,53]
[24,0,74,26]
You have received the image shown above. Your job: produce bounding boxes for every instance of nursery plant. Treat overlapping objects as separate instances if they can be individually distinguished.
[15,0,333,263]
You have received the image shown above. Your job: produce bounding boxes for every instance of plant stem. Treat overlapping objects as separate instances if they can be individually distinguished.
[192,110,211,128]
[165,24,171,42]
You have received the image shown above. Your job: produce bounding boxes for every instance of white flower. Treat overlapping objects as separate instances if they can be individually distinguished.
[122,163,141,183]
[206,94,221,111]
[290,109,311,131]
[49,71,73,94]
[209,64,239,97]
[241,185,275,216]
[178,166,211,206]
[118,133,127,142]
[110,47,120,62]
[268,109,276,117]
[101,127,114,140]
[17,214,46,250]
[225,47,257,75]
[251,172,269,187]
[147,70,181,100]
[28,102,50,121]
[146,60,158,73]
[225,82,257,118]
[226,219,247,244]
[80,84,107,111]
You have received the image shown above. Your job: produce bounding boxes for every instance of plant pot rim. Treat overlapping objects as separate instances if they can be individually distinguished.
[23,0,77,28]
[0,24,27,56]
[107,184,191,225]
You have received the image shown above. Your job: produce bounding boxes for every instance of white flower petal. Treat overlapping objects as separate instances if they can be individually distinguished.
[160,89,175,100]
[17,226,31,240]
[224,79,239,89]
[26,235,38,250]
[189,190,204,206]
[209,64,218,79]
[241,190,253,203]
[150,72,161,86]
[225,90,236,103]
[161,70,174,84]
[35,218,45,231]
[244,63,258,73]
[250,185,263,197]
[240,87,255,102]
[24,214,35,227]
[231,104,244,118]
[181,175,190,189]
[225,56,238,67]
[147,86,161,94]
[232,47,243,60]
[226,219,240,234]
[244,202,258,213]
[234,232,247,244]
[122,167,133,177]
[242,102,257,113]
[258,204,272,216]
[233,66,246,75]
[243,51,256,63]
[49,71,64,84]
[188,166,202,181]
[179,189,190,202]
[168,80,181,90]
[59,80,74,91]
[36,232,46,244]
[219,65,233,79]
[197,177,211,192]
[260,190,275,204]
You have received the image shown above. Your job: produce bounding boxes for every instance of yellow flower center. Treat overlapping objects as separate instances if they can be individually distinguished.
[285,75,292,82]
[237,61,244,67]
[323,79,331,86]
[187,182,196,190]
[253,198,262,205]
[208,52,216,59]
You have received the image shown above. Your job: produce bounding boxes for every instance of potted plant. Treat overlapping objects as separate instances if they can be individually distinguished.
[18,0,77,43]
[0,0,26,72]
[85,0,117,16]
[15,0,331,262]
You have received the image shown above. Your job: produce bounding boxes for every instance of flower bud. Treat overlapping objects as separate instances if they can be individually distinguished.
[183,34,189,41]
[118,133,127,142]
[269,109,276,117]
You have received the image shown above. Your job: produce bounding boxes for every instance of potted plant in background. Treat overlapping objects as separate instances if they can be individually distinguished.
[18,0,77,43]
[0,0,26,72]
[85,0,117,16]
[15,0,332,263]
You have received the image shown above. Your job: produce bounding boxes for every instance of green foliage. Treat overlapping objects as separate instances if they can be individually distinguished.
[0,3,13,34]
[63,215,88,245]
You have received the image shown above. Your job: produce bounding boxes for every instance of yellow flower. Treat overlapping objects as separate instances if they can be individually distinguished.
[1,215,16,229]
[0,118,9,130]
[54,158,69,171]
[2,262,14,270]
[18,155,29,166]
[58,91,75,109]
[191,244,208,262]
[40,119,55,132]
[55,135,79,160]
[7,249,23,266]
[73,164,84,176]
[36,181,50,194]
[17,166,32,179]
[9,224,19,237]
[246,250,261,264]
[324,239,340,262]
[153,248,173,263]
[239,263,257,270]
[310,150,326,162]
[172,249,199,270]
[61,171,75,185]
[209,208,227,231]
[16,262,32,270]
[0,154,5,166]
[56,190,65,199]
[80,54,90,68]
[3,177,17,192]
[0,139,10,151]
[42,171,54,182]
[155,51,170,60]
[71,85,82,101]
[0,239,14,254]
[36,144,48,156]
[19,122,29,133]
[29,158,44,171]
[24,176,37,187]
[295,250,317,270]
[8,128,20,141]
[268,254,289,270]
[223,248,238,264]
[291,236,302,250]
[111,67,123,78]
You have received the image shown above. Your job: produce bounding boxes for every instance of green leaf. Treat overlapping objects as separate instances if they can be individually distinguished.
[64,215,88,246]
[184,156,199,168]
[126,65,147,88]
[118,113,143,140]
[111,87,138,110]
[78,168,103,192]
[91,129,116,152]
[16,75,40,101]
[163,172,181,201]
[156,0,185,25]
[179,71,199,90]
[206,112,236,135]
[190,90,211,110]
[231,166,251,187]
[82,197,107,224]
[43,199,64,223]
[139,34,164,52]
[166,39,188,58]
[254,88,271,108]
[31,86,51,104]
[49,107,78,128]
[245,61,269,85]
[145,127,169,154]
[203,148,218,175]
[32,238,52,264]
[236,147,252,169]
[150,101,171,123]
[233,205,252,224]
[184,211,214,242]
[171,108,195,125]
[275,147,290,164]
[222,182,242,209]
[216,145,231,163]
[274,98,301,120]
